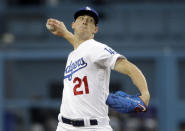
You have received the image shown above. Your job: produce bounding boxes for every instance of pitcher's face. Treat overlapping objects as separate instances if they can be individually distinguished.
[72,15,98,39]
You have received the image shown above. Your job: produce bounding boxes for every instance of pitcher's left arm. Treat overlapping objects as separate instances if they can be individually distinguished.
[106,58,150,113]
[114,58,150,106]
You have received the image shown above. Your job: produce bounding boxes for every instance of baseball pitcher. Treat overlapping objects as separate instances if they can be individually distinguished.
[46,6,150,131]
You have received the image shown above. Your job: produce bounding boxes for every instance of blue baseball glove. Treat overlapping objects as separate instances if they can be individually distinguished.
[106,91,147,113]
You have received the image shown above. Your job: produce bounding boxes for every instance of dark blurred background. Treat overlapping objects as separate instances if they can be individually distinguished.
[0,0,185,131]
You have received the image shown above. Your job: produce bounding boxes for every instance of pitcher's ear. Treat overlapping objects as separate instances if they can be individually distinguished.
[94,26,98,34]
[72,22,75,29]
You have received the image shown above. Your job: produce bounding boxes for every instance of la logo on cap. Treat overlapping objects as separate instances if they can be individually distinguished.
[86,6,91,11]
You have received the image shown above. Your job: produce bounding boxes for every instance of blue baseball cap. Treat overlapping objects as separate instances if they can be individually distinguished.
[74,6,99,25]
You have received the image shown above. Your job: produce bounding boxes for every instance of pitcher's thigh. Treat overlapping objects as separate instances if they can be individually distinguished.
[56,122,113,131]
[95,126,113,131]
[56,126,113,131]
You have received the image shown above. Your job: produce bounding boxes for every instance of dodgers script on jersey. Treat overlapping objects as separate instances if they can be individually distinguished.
[59,39,125,122]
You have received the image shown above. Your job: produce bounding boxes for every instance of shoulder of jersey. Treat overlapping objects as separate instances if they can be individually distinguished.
[89,39,107,49]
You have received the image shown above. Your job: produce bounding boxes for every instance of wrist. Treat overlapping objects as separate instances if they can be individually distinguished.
[141,90,150,97]
[140,92,150,106]
[62,31,72,38]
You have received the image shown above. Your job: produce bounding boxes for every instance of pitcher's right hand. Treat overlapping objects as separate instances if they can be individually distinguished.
[46,18,69,37]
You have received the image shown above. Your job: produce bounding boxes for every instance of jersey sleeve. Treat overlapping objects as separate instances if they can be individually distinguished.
[91,44,126,69]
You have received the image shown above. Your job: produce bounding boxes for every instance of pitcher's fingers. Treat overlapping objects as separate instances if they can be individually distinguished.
[47,21,59,27]
[49,19,61,25]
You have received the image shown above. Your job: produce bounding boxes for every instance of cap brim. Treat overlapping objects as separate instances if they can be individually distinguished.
[74,10,98,25]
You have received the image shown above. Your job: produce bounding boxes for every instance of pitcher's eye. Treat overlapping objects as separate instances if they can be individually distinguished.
[80,17,84,20]
[78,16,84,21]
[90,19,93,22]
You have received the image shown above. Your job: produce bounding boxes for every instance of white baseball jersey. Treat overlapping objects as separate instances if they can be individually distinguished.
[59,39,125,121]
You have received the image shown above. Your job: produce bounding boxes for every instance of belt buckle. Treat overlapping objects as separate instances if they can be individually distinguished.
[73,120,84,127]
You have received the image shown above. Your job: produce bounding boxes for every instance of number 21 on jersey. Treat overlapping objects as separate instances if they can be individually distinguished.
[73,76,89,95]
